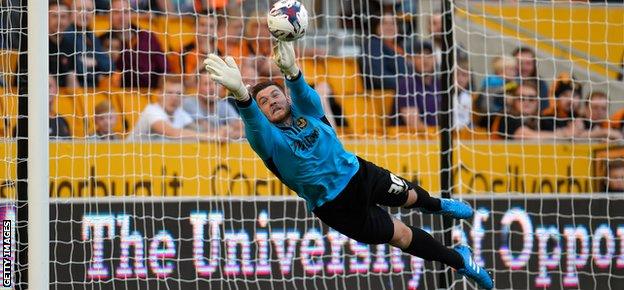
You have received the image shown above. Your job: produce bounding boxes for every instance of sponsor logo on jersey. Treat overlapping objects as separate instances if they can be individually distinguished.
[296,117,307,129]
[292,128,319,151]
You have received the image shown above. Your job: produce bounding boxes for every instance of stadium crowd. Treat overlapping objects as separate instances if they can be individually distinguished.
[13,0,623,142]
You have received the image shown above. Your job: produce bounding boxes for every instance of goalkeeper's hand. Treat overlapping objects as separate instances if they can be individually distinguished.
[273,41,300,80]
[203,54,249,101]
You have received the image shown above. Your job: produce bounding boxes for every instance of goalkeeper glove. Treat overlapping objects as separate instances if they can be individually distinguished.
[273,41,300,80]
[203,54,249,102]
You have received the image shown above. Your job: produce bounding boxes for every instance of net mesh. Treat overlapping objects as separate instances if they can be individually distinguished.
[1,0,624,289]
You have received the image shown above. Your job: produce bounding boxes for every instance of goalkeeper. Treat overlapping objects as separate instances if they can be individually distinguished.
[204,41,493,289]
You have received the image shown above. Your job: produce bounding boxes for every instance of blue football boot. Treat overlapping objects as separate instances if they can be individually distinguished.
[454,245,494,290]
[421,198,474,219]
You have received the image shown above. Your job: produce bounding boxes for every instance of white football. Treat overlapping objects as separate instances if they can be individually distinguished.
[267,0,308,42]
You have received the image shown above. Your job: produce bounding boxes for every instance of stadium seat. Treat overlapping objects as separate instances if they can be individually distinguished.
[336,89,398,138]
[299,57,327,85]
[54,94,85,137]
[610,108,624,130]
[160,16,196,53]
[58,86,87,96]
[0,50,20,93]
[97,72,123,89]
[323,57,365,96]
[92,15,112,37]
[368,90,396,134]
[340,95,377,137]
[489,115,504,140]
[93,13,162,41]
[131,16,194,75]
[0,88,18,137]
[457,127,491,140]
[110,91,151,133]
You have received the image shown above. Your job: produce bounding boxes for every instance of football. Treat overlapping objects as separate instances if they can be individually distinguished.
[267,0,308,42]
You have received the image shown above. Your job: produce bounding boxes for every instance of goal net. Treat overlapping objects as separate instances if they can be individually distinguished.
[2,0,624,289]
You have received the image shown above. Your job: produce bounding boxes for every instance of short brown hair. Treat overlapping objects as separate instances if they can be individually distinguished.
[94,101,115,115]
[609,159,624,171]
[513,79,538,95]
[250,80,285,101]
[160,74,184,88]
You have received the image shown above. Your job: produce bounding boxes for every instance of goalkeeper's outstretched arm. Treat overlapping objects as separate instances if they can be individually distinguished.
[203,54,274,159]
[273,41,325,119]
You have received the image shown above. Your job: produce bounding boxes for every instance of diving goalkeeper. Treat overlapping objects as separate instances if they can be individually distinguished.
[203,41,493,289]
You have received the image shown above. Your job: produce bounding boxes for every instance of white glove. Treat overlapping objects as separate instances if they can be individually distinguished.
[273,41,300,79]
[203,54,249,101]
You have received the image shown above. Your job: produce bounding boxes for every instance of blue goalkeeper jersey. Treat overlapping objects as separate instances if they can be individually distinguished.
[236,73,359,210]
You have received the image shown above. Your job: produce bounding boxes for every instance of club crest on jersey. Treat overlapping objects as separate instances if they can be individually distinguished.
[296,117,307,129]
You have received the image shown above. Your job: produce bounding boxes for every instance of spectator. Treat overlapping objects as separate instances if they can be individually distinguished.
[494,81,575,140]
[454,58,474,129]
[585,91,610,130]
[98,31,124,87]
[184,10,217,87]
[543,80,622,141]
[540,78,584,130]
[49,76,71,139]
[474,56,517,129]
[240,58,259,85]
[183,72,244,139]
[215,11,250,66]
[127,0,151,11]
[584,91,622,140]
[17,76,71,139]
[185,0,234,12]
[429,13,443,66]
[244,11,270,56]
[610,107,624,136]
[155,0,196,14]
[607,159,624,192]
[94,0,110,10]
[127,75,223,141]
[90,101,120,140]
[512,46,549,110]
[392,40,439,130]
[245,10,279,79]
[360,12,411,91]
[479,56,516,93]
[106,0,167,89]
[49,1,76,87]
[60,0,112,88]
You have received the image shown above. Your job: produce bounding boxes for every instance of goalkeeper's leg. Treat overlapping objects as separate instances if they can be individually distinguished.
[390,218,493,289]
[315,157,492,288]
[359,157,473,219]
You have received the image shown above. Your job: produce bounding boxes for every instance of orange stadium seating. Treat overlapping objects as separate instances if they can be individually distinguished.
[0,50,20,93]
[110,91,153,133]
[80,91,126,137]
[72,15,497,140]
[322,57,364,96]
[0,88,18,138]
[299,57,326,85]
[54,93,85,137]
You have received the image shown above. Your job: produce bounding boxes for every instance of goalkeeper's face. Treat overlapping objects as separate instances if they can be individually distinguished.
[256,86,291,123]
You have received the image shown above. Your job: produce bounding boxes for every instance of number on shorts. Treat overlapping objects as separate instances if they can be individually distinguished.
[388,173,407,195]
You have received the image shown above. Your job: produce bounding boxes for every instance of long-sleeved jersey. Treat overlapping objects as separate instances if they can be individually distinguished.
[237,73,359,210]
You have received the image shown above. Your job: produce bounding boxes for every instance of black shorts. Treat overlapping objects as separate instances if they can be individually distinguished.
[312,157,413,244]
